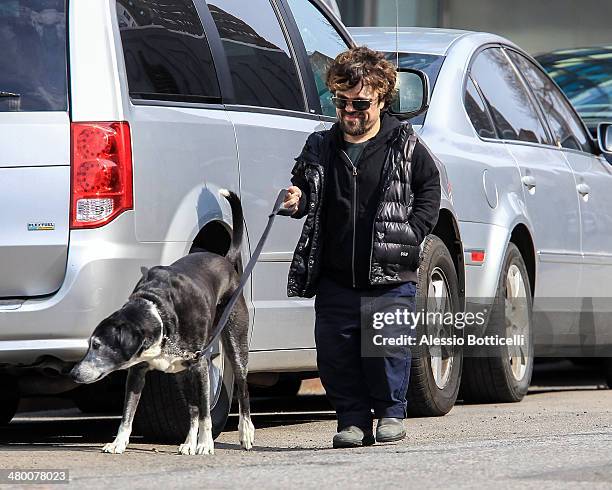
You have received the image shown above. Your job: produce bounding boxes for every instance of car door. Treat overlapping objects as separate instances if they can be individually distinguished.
[470,47,582,299]
[0,0,70,297]
[507,50,612,350]
[204,0,328,351]
[118,0,240,245]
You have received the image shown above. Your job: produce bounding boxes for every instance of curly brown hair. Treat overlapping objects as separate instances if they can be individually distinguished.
[326,46,397,108]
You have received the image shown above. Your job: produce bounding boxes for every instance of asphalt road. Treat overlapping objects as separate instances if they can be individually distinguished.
[1,361,611,489]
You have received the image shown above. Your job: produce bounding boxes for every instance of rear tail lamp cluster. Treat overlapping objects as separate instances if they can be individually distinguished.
[70,122,133,229]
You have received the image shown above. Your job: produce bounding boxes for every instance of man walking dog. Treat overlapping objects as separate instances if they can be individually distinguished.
[283,47,441,448]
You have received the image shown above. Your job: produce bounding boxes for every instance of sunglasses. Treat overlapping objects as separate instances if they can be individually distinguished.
[331,96,374,111]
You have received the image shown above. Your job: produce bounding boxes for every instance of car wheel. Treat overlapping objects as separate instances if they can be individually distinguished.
[460,242,534,403]
[134,341,233,442]
[0,374,20,426]
[407,235,463,417]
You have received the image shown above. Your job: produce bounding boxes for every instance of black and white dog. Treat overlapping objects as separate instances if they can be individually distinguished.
[70,190,253,455]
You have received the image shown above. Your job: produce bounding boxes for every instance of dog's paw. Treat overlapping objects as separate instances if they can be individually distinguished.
[194,417,214,455]
[178,442,197,455]
[239,415,255,451]
[102,438,128,454]
[195,439,214,455]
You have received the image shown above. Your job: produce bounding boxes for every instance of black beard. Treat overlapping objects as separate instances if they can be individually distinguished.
[339,112,374,136]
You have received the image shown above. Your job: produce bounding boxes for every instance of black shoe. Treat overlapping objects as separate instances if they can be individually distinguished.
[332,426,375,448]
[375,418,406,443]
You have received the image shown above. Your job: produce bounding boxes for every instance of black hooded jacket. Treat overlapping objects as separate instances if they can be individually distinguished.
[287,112,441,297]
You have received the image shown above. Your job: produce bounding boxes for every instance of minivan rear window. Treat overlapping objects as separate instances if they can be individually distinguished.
[0,0,67,112]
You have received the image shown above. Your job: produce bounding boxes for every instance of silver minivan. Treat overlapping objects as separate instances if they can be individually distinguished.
[0,0,466,440]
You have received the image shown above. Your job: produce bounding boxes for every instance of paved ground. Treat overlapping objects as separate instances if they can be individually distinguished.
[1,361,611,489]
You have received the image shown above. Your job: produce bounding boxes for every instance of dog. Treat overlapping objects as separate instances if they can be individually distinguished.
[70,189,253,455]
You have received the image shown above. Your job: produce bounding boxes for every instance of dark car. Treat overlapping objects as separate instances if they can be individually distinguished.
[536,46,612,136]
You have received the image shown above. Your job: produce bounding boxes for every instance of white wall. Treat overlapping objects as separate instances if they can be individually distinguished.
[377,0,439,27]
[445,0,612,55]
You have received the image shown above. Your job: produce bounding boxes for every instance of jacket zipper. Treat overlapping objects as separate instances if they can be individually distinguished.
[341,149,358,288]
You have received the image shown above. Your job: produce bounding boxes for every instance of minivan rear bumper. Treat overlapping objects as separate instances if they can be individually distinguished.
[0,212,184,366]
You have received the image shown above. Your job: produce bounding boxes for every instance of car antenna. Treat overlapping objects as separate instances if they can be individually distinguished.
[395,0,399,68]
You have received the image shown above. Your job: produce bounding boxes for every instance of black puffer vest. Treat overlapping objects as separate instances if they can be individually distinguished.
[287,121,420,298]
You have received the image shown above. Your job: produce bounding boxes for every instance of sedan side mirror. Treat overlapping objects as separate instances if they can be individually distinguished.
[597,122,612,155]
[389,68,430,119]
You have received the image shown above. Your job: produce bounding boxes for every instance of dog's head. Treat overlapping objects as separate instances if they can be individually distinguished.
[70,299,161,384]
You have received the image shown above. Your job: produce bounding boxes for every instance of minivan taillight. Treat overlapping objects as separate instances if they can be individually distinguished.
[70,122,133,229]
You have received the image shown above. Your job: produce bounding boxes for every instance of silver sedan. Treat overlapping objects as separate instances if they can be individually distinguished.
[351,26,612,404]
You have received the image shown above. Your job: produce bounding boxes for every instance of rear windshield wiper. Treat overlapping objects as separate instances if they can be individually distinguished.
[0,91,20,98]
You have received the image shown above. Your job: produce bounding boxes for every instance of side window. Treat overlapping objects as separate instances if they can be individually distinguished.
[470,48,548,145]
[116,0,220,102]
[507,50,594,154]
[285,0,348,117]
[0,0,67,112]
[464,76,497,139]
[207,0,304,111]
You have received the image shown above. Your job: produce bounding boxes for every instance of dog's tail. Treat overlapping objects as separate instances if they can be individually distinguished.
[219,189,244,270]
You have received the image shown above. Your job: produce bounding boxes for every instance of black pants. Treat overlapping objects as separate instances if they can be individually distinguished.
[314,275,417,432]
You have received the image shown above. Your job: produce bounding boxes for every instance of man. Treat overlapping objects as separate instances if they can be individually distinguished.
[284,47,441,448]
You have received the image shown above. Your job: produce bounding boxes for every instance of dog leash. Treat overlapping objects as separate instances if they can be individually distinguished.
[191,189,294,363]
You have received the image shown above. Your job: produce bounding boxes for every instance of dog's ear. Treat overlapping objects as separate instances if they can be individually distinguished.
[118,325,146,359]
[132,266,150,293]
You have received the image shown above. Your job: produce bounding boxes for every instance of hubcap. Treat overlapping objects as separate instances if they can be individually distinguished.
[505,264,530,381]
[208,341,224,408]
[427,267,454,389]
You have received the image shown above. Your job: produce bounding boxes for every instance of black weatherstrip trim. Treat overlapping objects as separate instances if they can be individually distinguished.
[131,99,225,110]
[194,0,235,104]
[224,103,322,120]
[319,115,337,123]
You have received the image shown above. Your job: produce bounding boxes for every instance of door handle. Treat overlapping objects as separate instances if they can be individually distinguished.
[576,183,590,196]
[521,175,536,191]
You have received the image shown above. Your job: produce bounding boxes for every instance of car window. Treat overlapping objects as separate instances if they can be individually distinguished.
[507,50,594,154]
[0,0,67,112]
[464,76,497,139]
[207,0,304,111]
[536,49,612,135]
[116,0,220,103]
[470,48,548,145]
[285,0,348,116]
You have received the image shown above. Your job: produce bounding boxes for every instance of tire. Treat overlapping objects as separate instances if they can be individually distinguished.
[406,235,463,417]
[0,374,19,426]
[134,344,233,443]
[460,242,534,403]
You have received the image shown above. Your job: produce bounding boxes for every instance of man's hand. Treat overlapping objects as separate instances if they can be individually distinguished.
[284,185,302,215]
